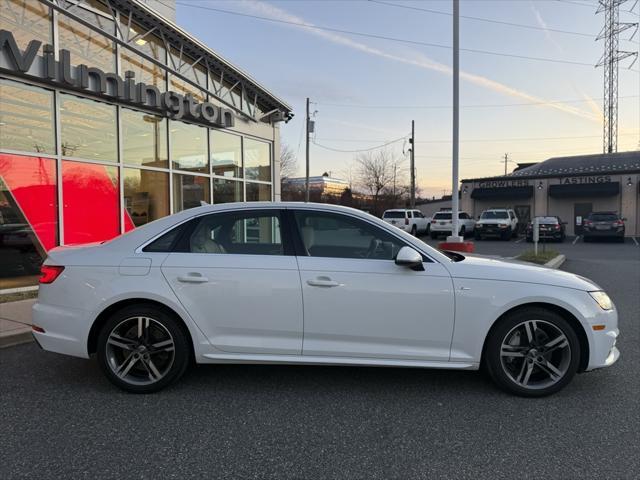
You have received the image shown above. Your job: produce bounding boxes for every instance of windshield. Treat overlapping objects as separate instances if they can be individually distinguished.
[481,211,508,219]
[433,213,452,220]
[589,213,617,221]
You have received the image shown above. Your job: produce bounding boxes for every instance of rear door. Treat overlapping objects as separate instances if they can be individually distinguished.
[160,208,303,355]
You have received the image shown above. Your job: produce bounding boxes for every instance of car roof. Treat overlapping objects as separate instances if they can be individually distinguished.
[589,211,617,215]
[383,209,410,212]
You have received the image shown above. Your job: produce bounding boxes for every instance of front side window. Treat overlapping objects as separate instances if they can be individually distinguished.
[294,211,405,260]
[183,211,284,256]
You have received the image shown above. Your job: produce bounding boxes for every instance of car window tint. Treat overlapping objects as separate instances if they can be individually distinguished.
[434,213,452,220]
[185,211,284,255]
[294,211,405,260]
[142,222,186,252]
[407,211,413,218]
[383,211,405,219]
[589,213,617,221]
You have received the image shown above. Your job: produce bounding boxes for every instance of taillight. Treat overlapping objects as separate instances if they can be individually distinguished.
[613,220,624,227]
[405,218,409,225]
[39,265,65,284]
[583,219,592,225]
[431,219,436,224]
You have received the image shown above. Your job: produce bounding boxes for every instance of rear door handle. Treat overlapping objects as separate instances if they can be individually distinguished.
[177,273,209,283]
[307,277,342,288]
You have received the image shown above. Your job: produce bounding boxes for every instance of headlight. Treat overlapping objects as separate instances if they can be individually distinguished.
[589,291,613,310]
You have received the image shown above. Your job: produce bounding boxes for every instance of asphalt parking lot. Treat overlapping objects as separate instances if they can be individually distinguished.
[1,239,638,479]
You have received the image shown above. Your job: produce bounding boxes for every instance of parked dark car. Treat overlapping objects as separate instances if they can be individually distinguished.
[582,212,625,242]
[526,216,566,242]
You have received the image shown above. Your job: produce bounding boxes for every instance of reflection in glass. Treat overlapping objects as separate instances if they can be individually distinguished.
[0,0,51,50]
[170,48,207,89]
[58,13,114,71]
[173,174,210,212]
[246,182,272,202]
[60,94,117,161]
[62,161,120,244]
[213,178,243,204]
[120,21,166,63]
[60,0,114,34]
[0,79,55,154]
[211,131,242,178]
[124,168,169,226]
[244,138,271,182]
[121,47,166,93]
[0,154,57,288]
[170,121,208,173]
[169,74,206,104]
[121,109,168,168]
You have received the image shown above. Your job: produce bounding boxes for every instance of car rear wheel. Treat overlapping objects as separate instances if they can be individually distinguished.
[484,307,580,397]
[97,304,190,393]
[411,225,417,236]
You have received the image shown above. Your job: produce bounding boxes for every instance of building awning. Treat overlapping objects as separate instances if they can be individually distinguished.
[548,182,620,198]
[470,186,533,200]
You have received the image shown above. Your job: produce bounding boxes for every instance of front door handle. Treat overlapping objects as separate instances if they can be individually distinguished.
[307,276,342,288]
[177,273,209,284]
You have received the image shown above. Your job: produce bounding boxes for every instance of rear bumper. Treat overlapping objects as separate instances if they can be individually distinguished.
[583,229,624,238]
[31,302,92,359]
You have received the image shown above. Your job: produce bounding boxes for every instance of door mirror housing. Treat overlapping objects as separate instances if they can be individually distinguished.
[395,246,424,270]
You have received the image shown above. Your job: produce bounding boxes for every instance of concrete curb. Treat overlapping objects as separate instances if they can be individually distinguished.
[544,254,566,269]
[0,329,33,349]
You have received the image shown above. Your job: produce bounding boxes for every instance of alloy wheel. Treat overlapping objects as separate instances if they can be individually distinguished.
[500,319,572,390]
[105,316,176,386]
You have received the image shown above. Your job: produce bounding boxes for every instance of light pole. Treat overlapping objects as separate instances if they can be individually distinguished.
[305,97,310,202]
[448,0,462,243]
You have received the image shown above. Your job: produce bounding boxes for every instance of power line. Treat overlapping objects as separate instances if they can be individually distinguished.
[316,94,638,109]
[311,136,406,153]
[175,2,605,67]
[368,0,595,37]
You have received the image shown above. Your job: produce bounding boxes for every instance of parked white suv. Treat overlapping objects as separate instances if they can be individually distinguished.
[474,209,518,241]
[382,209,430,236]
[429,210,476,239]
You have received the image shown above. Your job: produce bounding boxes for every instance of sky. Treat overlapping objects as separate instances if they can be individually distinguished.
[175,0,640,198]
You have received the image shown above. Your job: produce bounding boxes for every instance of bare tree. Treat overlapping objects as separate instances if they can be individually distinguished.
[355,148,398,213]
[279,143,298,179]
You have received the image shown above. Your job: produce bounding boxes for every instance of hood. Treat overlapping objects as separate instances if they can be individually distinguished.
[443,255,600,291]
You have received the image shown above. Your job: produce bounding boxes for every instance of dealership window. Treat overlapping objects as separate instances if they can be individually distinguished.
[168,74,207,104]
[59,93,117,161]
[0,79,56,155]
[244,138,271,182]
[62,161,120,244]
[0,0,51,49]
[120,21,166,64]
[121,46,167,93]
[121,108,168,168]
[58,13,115,72]
[170,120,208,173]
[0,153,57,289]
[211,130,242,178]
[213,178,243,204]
[173,173,210,212]
[123,168,169,227]
[246,182,271,202]
[60,0,115,34]
[169,48,207,90]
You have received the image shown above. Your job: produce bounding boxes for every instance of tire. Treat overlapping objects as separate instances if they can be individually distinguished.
[411,225,417,236]
[97,304,191,393]
[483,307,581,397]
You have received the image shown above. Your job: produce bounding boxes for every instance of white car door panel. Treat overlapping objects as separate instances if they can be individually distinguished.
[160,211,303,355]
[299,257,455,360]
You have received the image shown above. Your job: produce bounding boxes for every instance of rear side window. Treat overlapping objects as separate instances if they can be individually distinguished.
[142,223,188,252]
[383,211,405,219]
[433,213,452,220]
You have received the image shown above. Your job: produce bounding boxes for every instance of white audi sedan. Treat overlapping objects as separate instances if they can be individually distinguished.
[33,203,619,396]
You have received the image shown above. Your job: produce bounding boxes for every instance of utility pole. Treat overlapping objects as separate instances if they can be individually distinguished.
[503,153,509,176]
[449,0,461,243]
[410,120,415,208]
[305,97,310,202]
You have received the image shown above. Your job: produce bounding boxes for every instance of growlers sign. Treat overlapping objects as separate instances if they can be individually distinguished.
[0,30,235,127]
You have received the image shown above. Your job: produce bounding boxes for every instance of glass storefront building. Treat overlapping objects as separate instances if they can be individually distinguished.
[0,0,292,289]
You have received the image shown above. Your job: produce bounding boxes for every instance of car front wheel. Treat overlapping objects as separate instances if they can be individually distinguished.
[484,307,580,397]
[97,304,191,393]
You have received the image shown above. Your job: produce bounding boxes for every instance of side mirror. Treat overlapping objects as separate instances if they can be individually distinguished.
[395,246,424,270]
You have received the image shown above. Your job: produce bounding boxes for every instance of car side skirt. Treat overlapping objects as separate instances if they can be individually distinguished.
[200,353,478,369]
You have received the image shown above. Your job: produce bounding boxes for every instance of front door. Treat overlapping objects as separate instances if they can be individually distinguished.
[292,210,455,361]
[161,209,303,355]
[574,203,592,235]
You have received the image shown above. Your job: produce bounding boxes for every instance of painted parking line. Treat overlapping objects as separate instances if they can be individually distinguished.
[515,237,525,244]
[632,237,639,246]
[572,235,581,245]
